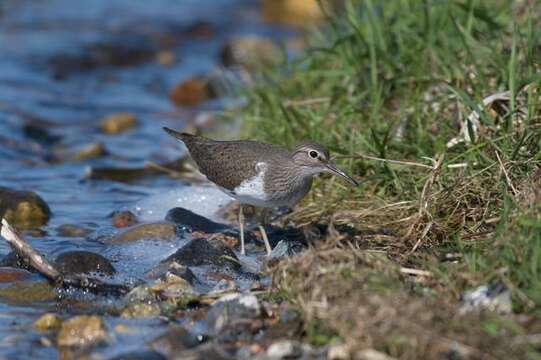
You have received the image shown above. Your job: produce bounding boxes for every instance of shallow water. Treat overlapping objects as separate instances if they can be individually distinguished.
[0,0,292,357]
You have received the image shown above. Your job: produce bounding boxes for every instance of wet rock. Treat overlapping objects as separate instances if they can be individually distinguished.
[0,267,32,282]
[73,142,108,161]
[0,187,51,228]
[54,251,116,276]
[99,112,138,134]
[262,0,324,27]
[165,207,229,233]
[34,313,62,332]
[23,123,61,145]
[110,222,178,244]
[162,238,241,270]
[108,350,166,360]
[220,36,280,70]
[111,210,138,228]
[49,35,156,78]
[149,325,200,356]
[459,282,512,315]
[121,301,162,319]
[56,224,92,238]
[169,77,214,107]
[202,293,261,335]
[57,315,109,348]
[0,280,55,305]
[145,262,199,285]
[0,251,34,272]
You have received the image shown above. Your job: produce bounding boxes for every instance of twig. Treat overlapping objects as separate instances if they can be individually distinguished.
[400,267,432,277]
[340,154,434,169]
[494,150,518,197]
[1,218,60,280]
[0,218,129,296]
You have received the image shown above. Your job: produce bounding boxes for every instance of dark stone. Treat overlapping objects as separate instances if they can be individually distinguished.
[0,187,51,228]
[108,350,166,360]
[165,207,229,233]
[0,251,36,272]
[49,35,156,79]
[23,124,61,145]
[54,251,116,276]
[162,238,240,271]
[149,325,200,356]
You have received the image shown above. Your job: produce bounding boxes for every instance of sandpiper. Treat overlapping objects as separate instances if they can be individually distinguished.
[163,127,358,256]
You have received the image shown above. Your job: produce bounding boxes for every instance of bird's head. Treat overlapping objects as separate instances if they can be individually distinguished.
[291,142,358,186]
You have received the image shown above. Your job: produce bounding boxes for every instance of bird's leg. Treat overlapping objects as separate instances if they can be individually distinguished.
[239,205,245,256]
[259,208,272,256]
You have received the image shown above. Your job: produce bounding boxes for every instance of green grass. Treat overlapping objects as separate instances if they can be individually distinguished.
[237,0,541,358]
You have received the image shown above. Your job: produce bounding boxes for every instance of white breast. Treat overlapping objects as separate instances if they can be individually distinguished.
[220,162,271,208]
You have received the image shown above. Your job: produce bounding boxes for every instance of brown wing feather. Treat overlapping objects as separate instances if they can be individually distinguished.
[164,128,288,191]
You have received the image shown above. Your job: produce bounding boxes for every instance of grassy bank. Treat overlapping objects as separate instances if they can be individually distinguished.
[241,0,541,358]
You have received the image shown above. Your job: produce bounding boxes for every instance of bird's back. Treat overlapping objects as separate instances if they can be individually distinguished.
[166,130,289,191]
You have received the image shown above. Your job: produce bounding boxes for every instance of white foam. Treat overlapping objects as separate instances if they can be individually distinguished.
[133,185,233,222]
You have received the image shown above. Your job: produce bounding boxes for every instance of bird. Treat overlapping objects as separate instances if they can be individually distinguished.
[163,127,358,256]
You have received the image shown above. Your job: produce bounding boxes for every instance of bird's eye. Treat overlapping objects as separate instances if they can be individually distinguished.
[309,150,319,159]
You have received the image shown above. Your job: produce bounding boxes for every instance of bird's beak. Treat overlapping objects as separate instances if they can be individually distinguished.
[325,162,359,186]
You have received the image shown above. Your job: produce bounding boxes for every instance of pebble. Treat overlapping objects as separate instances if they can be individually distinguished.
[149,325,200,356]
[111,210,138,228]
[0,267,32,282]
[99,112,138,134]
[165,207,229,233]
[169,77,212,107]
[34,313,62,332]
[73,142,108,161]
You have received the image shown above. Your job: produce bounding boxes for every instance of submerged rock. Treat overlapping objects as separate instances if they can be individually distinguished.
[57,315,109,348]
[165,207,230,233]
[162,238,241,271]
[0,187,51,228]
[0,251,34,272]
[111,210,138,228]
[54,251,116,276]
[149,325,200,356]
[72,142,108,161]
[56,224,92,238]
[34,313,62,332]
[99,112,138,134]
[0,267,32,282]
[0,280,55,305]
[110,222,177,244]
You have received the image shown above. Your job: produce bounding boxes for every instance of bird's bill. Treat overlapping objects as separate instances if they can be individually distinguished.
[163,126,183,140]
[325,162,359,186]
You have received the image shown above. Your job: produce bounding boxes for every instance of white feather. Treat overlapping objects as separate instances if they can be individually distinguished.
[219,162,270,207]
